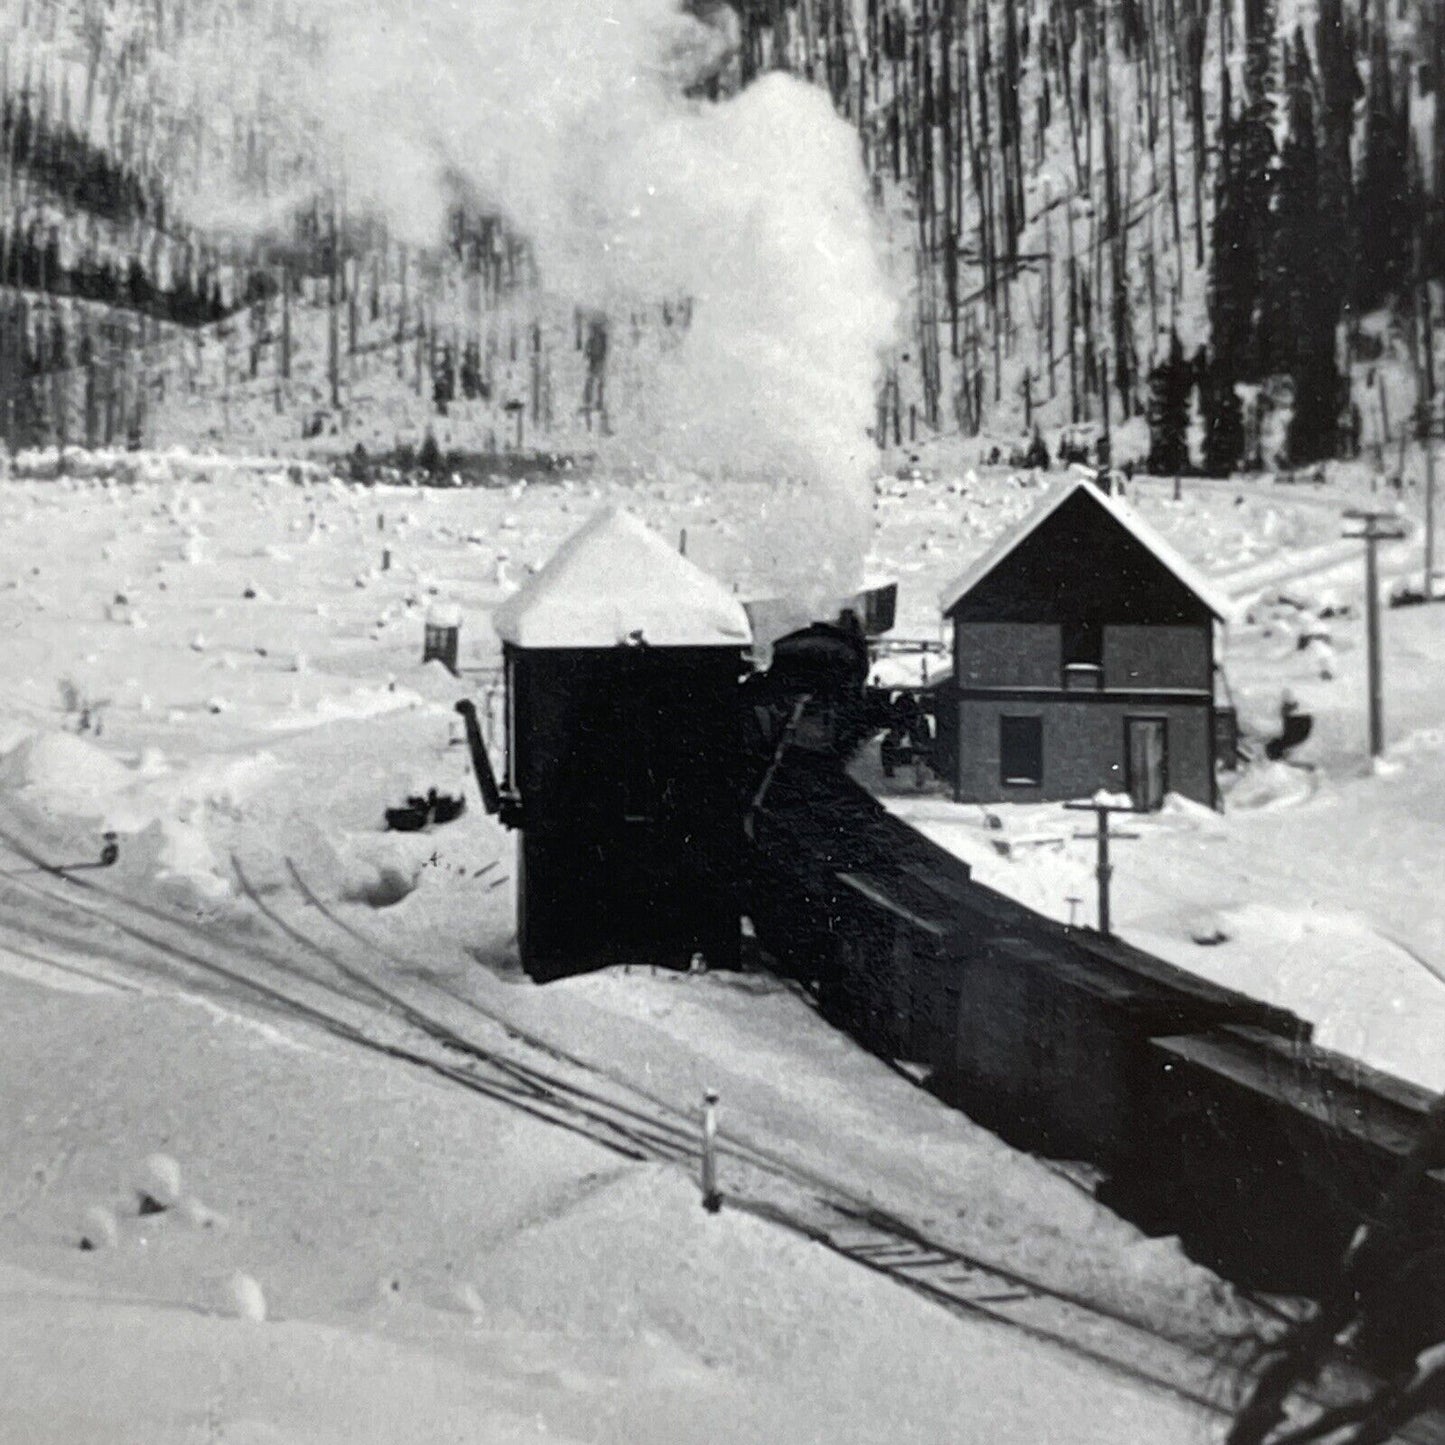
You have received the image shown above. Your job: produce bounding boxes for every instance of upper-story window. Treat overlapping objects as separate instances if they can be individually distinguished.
[1061,617,1103,691]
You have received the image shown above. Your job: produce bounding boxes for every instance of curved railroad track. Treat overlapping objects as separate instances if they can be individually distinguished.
[0,813,1403,1432]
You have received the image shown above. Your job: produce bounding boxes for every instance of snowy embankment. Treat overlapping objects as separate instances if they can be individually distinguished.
[1,970,1221,1445]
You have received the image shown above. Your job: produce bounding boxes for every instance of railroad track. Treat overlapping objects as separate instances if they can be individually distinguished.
[0,813,1394,1430]
[0,829,686,1166]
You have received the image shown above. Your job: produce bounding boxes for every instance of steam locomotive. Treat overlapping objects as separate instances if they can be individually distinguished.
[741,604,939,786]
[741,611,879,766]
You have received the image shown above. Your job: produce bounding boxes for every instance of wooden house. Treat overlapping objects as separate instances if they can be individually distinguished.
[938,480,1231,809]
[493,508,752,980]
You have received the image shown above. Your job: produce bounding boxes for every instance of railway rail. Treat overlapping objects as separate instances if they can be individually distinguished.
[0,812,1418,1435]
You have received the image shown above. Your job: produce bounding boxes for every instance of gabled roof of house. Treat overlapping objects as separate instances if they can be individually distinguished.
[493,506,753,649]
[938,479,1234,621]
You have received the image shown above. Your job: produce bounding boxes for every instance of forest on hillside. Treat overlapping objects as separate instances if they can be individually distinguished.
[0,0,1440,471]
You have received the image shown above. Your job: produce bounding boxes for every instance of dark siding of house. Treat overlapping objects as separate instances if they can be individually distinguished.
[1104,624,1210,691]
[954,621,1061,687]
[952,695,1213,804]
[947,487,1214,629]
[944,487,1218,808]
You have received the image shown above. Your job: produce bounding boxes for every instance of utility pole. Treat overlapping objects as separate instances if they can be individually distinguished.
[1415,236,1437,599]
[327,203,340,411]
[1426,403,1438,602]
[1064,797,1140,938]
[1343,509,1409,760]
[1421,276,1438,599]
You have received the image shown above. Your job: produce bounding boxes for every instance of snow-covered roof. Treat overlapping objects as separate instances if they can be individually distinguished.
[938,479,1233,622]
[493,507,753,649]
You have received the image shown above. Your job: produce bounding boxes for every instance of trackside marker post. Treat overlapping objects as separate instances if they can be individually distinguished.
[701,1090,721,1213]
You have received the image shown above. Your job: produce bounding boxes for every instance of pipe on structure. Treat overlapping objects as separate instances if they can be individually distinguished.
[454,700,503,817]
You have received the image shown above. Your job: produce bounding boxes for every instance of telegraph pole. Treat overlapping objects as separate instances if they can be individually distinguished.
[1064,798,1140,937]
[1422,295,1438,600]
[1344,509,1409,760]
[1417,246,1437,599]
[1427,411,1438,600]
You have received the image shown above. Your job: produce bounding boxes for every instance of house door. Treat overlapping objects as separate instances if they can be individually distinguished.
[1125,717,1168,811]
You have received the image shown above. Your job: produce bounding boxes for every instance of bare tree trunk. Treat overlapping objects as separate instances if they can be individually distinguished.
[1067,195,1080,423]
[1044,179,1057,399]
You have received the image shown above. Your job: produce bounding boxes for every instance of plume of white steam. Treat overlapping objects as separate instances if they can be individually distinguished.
[75,0,899,597]
[306,0,896,596]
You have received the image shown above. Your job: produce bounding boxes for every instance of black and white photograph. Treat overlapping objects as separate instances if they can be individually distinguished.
[0,0,1441,1440]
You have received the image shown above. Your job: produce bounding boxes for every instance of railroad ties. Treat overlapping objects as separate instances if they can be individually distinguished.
[807,1208,1245,1418]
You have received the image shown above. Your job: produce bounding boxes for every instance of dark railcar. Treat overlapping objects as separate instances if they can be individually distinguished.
[1139,1025,1445,1360]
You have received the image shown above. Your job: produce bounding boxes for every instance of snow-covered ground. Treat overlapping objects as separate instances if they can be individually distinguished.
[0,447,1435,1439]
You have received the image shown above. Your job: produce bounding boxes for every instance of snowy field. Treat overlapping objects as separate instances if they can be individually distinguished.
[0,447,1437,1440]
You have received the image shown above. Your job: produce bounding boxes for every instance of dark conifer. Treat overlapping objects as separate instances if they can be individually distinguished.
[1147,330,1192,475]
[1273,33,1344,462]
[1208,121,1254,380]
[417,428,443,476]
[460,341,484,401]
[126,257,154,311]
[1022,426,1051,470]
[433,343,456,411]
[1201,355,1245,476]
[1356,20,1414,311]
[1316,0,1361,313]
[1238,0,1279,374]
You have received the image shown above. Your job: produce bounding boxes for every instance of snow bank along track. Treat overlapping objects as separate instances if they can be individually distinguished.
[745,766,1445,1429]
[0,814,1280,1422]
[5,816,1440,1437]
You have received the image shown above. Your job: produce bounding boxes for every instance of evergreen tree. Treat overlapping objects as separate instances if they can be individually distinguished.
[417,429,443,477]
[1356,22,1414,311]
[460,341,485,401]
[1147,330,1192,475]
[1200,355,1246,476]
[126,257,154,312]
[433,343,456,411]
[1316,0,1362,307]
[1273,33,1345,462]
[1208,115,1255,380]
[1238,0,1280,374]
[1022,427,1050,470]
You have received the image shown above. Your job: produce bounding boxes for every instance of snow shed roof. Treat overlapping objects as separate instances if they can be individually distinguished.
[938,479,1233,622]
[493,507,753,650]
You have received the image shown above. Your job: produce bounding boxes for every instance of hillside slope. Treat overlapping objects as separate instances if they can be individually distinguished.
[0,0,1440,470]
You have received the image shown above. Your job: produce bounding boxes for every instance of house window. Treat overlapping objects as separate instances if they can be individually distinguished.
[1000,715,1043,787]
[1062,617,1103,691]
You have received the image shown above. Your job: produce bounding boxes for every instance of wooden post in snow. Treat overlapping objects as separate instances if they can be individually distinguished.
[701,1089,721,1213]
[1065,799,1140,938]
[1344,510,1408,760]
